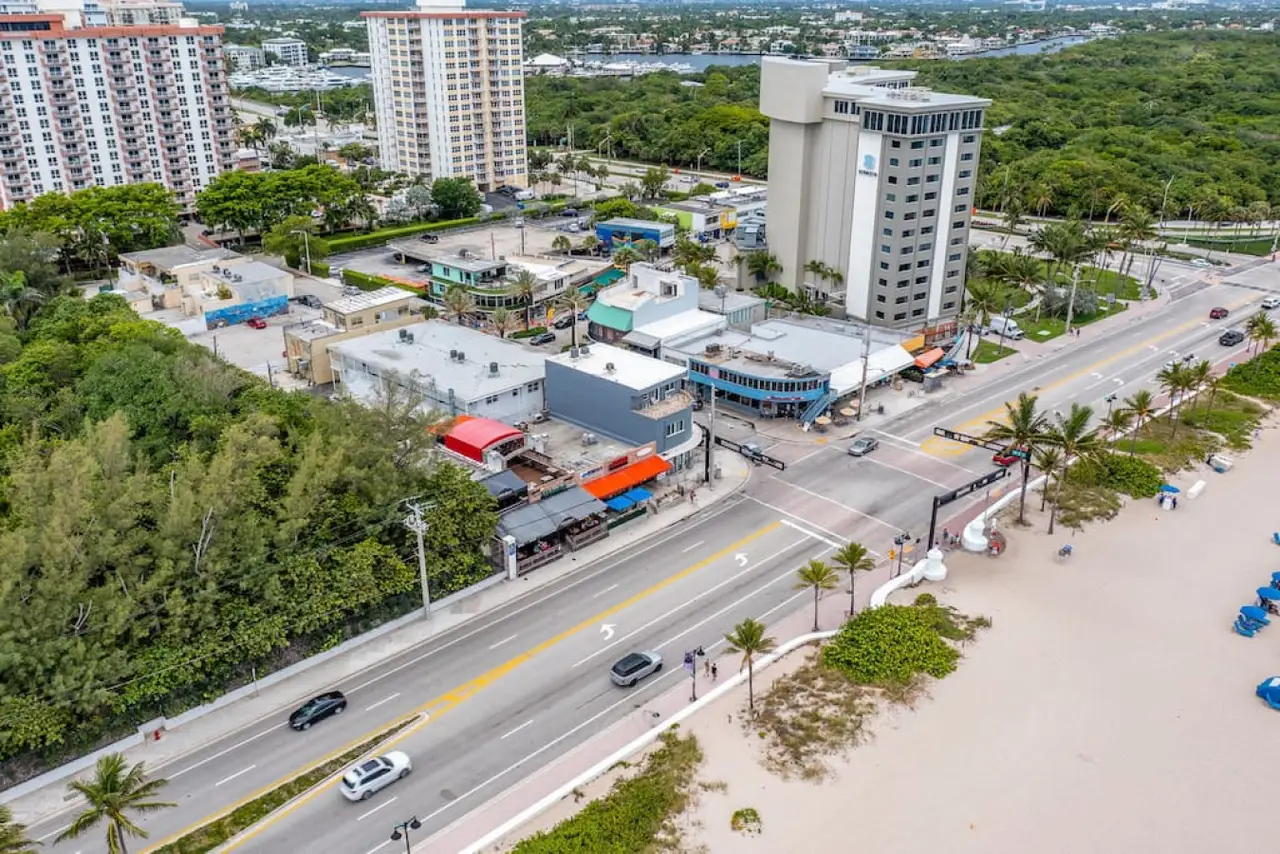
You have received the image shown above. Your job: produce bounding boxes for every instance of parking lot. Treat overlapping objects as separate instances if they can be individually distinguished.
[187,304,319,389]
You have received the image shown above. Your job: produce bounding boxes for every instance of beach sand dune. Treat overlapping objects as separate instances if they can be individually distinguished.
[683,429,1280,854]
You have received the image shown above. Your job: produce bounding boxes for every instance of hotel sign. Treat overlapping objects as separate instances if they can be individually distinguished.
[857,153,878,178]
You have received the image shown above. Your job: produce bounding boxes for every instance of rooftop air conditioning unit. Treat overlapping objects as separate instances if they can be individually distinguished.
[489,361,499,375]
[400,329,409,340]
[605,362,616,373]
[450,348,458,358]
[233,274,242,282]
[569,347,580,359]
[457,351,465,361]
[581,432,598,446]
[405,333,414,344]
[579,345,590,356]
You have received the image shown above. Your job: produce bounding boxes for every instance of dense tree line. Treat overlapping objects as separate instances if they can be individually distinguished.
[0,269,498,781]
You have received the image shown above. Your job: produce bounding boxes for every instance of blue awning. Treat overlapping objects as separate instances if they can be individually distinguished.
[605,496,635,512]
[622,487,652,503]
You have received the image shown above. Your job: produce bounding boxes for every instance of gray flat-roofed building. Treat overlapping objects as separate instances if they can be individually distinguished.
[330,320,548,423]
[699,289,767,330]
[760,58,989,329]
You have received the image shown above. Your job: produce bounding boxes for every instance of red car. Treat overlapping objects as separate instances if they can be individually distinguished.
[246,317,268,329]
[1209,307,1229,320]
[992,447,1026,466]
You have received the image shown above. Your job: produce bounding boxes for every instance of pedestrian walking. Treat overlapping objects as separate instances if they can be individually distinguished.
[711,662,718,681]
[704,658,712,678]
[941,527,950,548]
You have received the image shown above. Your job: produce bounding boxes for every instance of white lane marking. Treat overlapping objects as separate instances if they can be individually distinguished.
[591,583,619,598]
[788,446,828,466]
[34,824,70,842]
[744,497,862,547]
[570,536,812,669]
[862,456,952,490]
[872,430,921,448]
[345,498,745,694]
[501,719,535,740]
[214,764,257,787]
[681,540,706,554]
[171,725,283,779]
[418,582,817,833]
[364,692,401,712]
[488,634,518,650]
[357,796,398,822]
[363,841,392,854]
[772,481,899,530]
[779,518,844,550]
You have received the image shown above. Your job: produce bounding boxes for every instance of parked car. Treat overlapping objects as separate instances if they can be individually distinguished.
[246,316,268,329]
[553,314,575,329]
[340,751,412,801]
[560,208,579,217]
[1209,306,1229,320]
[529,331,557,346]
[847,436,880,457]
[714,181,730,189]
[289,691,347,730]
[418,233,439,243]
[610,651,662,687]
[992,447,1026,467]
[290,294,322,309]
[1262,296,1280,310]
[1191,258,1213,268]
[1219,329,1245,346]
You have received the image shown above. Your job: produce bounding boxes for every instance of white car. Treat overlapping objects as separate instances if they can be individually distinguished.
[340,751,412,802]
[1191,258,1212,268]
[1262,296,1280,310]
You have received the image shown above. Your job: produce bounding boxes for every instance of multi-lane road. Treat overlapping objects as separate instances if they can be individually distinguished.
[26,255,1277,854]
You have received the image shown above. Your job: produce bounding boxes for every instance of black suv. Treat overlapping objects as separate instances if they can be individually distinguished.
[289,691,347,730]
[1219,329,1245,346]
[529,331,557,346]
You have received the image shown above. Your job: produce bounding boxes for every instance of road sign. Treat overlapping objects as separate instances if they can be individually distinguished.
[932,427,1029,460]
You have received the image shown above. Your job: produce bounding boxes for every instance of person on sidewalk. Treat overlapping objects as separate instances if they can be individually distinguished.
[711,662,718,682]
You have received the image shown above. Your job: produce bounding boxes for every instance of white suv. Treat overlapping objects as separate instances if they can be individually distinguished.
[340,752,412,802]
[1262,296,1280,310]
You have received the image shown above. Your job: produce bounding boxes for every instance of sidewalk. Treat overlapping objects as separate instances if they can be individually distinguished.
[3,449,753,826]
[418,499,983,853]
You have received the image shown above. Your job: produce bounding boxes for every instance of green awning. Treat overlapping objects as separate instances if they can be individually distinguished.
[586,301,633,333]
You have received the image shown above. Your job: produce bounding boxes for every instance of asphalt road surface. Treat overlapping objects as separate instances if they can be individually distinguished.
[27,257,1276,854]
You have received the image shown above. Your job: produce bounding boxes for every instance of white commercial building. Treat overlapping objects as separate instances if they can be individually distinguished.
[261,36,307,66]
[363,0,528,191]
[0,0,235,212]
[760,58,989,329]
[223,43,263,70]
[330,320,548,424]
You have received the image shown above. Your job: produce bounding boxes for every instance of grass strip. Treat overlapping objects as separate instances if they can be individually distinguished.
[153,716,418,854]
[511,730,702,854]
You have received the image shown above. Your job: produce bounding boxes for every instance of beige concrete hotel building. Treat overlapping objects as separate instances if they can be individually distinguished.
[0,0,235,211]
[363,0,527,191]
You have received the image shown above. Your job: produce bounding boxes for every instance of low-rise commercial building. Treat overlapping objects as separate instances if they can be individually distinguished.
[117,246,293,324]
[699,289,768,330]
[283,287,425,385]
[409,250,596,316]
[596,217,676,251]
[330,320,547,423]
[656,187,766,241]
[586,263,703,344]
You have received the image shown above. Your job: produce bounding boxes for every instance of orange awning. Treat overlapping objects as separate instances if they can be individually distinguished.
[584,456,672,500]
[915,347,946,369]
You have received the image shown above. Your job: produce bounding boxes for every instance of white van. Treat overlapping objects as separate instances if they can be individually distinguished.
[988,316,1024,340]
[514,189,535,201]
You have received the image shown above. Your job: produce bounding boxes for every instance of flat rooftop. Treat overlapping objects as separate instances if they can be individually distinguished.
[599,217,674,231]
[284,319,341,342]
[431,253,506,274]
[672,317,912,379]
[207,260,286,285]
[327,286,421,315]
[120,245,238,270]
[549,342,686,391]
[631,309,726,343]
[698,290,765,314]
[529,416,636,478]
[330,321,546,399]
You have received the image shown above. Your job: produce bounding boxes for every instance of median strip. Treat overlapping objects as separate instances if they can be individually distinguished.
[150,715,421,854]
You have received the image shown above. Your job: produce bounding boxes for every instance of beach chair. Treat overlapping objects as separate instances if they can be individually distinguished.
[1235,617,1260,637]
[1272,532,1280,547]
[1256,677,1280,711]
[1271,572,1280,591]
[1241,605,1271,626]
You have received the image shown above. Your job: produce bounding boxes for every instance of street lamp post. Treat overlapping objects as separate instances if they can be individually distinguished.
[892,532,912,578]
[291,229,312,276]
[390,816,422,854]
[695,146,711,175]
[683,646,705,702]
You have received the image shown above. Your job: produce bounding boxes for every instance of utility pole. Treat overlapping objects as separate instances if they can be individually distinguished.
[695,147,711,175]
[855,321,873,421]
[403,501,436,618]
[704,368,719,489]
[1063,265,1081,335]
[735,139,743,176]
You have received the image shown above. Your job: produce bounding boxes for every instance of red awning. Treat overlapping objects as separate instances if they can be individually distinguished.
[583,456,672,499]
[915,347,946,369]
[445,417,523,462]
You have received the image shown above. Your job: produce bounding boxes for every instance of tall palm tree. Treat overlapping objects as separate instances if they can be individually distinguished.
[0,805,38,854]
[744,250,781,285]
[963,278,1009,356]
[442,284,475,325]
[1122,389,1157,456]
[1101,407,1134,444]
[1039,404,1103,535]
[1246,312,1277,362]
[578,233,600,256]
[1155,363,1189,436]
[490,307,514,338]
[983,391,1049,525]
[1031,445,1063,512]
[507,268,539,329]
[793,559,840,632]
[635,238,660,262]
[58,754,175,854]
[1117,205,1157,279]
[724,618,777,714]
[557,290,591,348]
[551,234,572,254]
[1186,359,1212,406]
[830,541,876,617]
[1000,198,1025,250]
[1203,373,1224,413]
[993,248,1043,319]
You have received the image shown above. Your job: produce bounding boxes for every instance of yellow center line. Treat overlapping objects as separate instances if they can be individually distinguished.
[147,521,782,852]
[922,296,1258,457]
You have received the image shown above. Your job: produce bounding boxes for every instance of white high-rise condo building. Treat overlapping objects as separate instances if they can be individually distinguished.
[761,58,990,329]
[0,0,235,212]
[364,0,527,191]
[261,36,306,67]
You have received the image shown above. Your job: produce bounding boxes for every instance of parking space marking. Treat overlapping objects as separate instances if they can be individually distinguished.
[873,431,921,447]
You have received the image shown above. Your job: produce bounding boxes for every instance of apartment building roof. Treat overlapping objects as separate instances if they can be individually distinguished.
[326,286,421,315]
[548,342,685,392]
[119,245,237,271]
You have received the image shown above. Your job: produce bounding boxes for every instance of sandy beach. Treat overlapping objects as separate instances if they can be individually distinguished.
[670,422,1280,853]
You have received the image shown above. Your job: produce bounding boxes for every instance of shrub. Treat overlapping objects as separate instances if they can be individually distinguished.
[341,269,388,291]
[1221,345,1280,400]
[510,326,548,339]
[731,807,762,835]
[308,260,330,278]
[913,593,937,607]
[327,216,481,253]
[821,604,959,686]
[1067,452,1162,498]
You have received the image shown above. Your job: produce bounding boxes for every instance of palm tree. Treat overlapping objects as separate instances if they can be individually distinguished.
[636,238,660,262]
[0,270,45,330]
[1031,445,1062,511]
[1039,404,1103,535]
[1203,373,1224,413]
[793,559,840,632]
[1101,407,1133,444]
[611,245,641,273]
[0,805,38,854]
[744,250,781,285]
[442,284,475,325]
[1246,312,1277,362]
[551,234,572,254]
[1122,389,1157,456]
[992,248,1043,318]
[557,290,591,347]
[830,541,876,617]
[490,307,514,338]
[724,618,777,714]
[507,268,539,329]
[1186,359,1212,405]
[1117,205,1157,279]
[578,233,600,256]
[983,391,1049,525]
[1155,363,1189,436]
[1000,198,1025,250]
[58,754,175,854]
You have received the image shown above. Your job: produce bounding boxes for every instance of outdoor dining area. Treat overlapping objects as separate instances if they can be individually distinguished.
[495,486,609,576]
[601,486,655,520]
